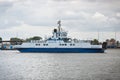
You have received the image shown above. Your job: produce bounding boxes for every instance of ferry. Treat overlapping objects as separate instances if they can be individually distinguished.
[15,21,106,53]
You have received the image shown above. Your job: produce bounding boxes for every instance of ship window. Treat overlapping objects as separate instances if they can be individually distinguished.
[59,44,68,46]
[43,44,48,46]
[70,44,75,46]
[36,44,40,46]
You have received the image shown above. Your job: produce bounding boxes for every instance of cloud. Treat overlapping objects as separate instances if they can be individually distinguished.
[0,23,54,40]
[92,12,108,22]
[116,13,120,17]
[0,1,13,14]
[0,0,120,40]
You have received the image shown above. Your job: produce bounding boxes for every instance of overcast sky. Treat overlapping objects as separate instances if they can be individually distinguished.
[0,0,120,41]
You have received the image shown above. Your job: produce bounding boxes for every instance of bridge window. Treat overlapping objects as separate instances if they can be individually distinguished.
[59,44,67,46]
[43,44,48,46]
[70,44,75,46]
[36,44,40,46]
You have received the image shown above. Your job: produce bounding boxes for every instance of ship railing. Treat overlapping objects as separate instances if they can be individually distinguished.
[30,40,45,43]
[91,45,102,48]
[63,40,91,43]
[72,40,91,43]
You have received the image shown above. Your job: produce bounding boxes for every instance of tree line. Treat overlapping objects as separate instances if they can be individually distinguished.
[0,36,42,45]
[0,36,119,45]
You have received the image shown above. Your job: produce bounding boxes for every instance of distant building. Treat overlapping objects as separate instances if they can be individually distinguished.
[1,41,13,50]
[1,41,22,50]
[116,41,120,48]
[106,39,117,48]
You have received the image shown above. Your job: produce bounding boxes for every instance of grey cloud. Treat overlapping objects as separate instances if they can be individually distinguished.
[0,1,13,15]
[0,0,53,28]
[0,1,13,7]
[0,0,120,32]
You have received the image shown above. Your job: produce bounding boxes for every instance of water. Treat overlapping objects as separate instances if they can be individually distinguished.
[0,49,120,80]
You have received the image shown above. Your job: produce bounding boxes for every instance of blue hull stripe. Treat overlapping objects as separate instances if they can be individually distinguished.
[17,48,104,53]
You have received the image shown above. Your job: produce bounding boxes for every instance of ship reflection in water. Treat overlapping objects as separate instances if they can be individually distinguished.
[0,49,120,80]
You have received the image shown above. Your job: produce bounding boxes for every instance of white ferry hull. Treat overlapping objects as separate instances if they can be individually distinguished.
[17,48,104,53]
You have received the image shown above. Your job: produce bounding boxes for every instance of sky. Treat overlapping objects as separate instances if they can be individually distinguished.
[0,0,120,41]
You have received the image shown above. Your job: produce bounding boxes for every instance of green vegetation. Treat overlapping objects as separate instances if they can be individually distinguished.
[10,37,24,45]
[106,38,116,42]
[110,38,116,43]
[8,36,42,45]
[26,36,42,42]
[91,39,99,45]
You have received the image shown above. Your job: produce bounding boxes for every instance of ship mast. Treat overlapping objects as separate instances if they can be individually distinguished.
[57,20,61,38]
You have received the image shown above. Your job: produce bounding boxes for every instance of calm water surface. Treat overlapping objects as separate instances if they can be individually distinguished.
[0,49,120,80]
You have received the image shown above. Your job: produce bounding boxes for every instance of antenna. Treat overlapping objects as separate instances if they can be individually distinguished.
[57,20,61,31]
[57,20,61,38]
[16,32,18,38]
[96,29,100,42]
[115,32,116,41]
[98,31,99,42]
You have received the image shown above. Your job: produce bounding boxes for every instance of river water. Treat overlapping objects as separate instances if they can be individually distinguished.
[0,49,120,80]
